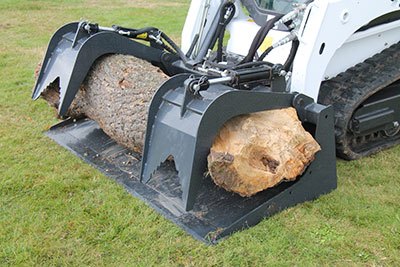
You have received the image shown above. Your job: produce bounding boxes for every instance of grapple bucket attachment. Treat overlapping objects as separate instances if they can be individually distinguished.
[46,74,336,243]
[32,22,166,117]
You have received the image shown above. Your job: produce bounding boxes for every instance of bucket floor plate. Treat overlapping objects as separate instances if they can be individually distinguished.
[47,118,312,244]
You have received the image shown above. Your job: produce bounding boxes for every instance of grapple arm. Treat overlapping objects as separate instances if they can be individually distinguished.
[32,22,181,117]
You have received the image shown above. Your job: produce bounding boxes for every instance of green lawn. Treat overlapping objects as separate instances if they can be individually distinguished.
[0,1,399,265]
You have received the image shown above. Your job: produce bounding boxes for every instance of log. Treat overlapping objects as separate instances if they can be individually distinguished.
[37,54,320,196]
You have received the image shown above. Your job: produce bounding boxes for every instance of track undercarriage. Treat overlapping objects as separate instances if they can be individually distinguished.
[319,42,400,159]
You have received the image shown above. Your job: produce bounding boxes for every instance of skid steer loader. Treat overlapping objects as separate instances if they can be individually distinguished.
[32,0,400,243]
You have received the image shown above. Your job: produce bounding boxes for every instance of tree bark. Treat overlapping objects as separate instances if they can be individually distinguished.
[40,54,168,153]
[38,54,320,197]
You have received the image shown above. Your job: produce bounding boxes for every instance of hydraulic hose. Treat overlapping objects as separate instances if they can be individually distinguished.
[186,34,199,58]
[216,2,236,62]
[194,1,236,62]
[240,14,283,64]
[113,26,158,38]
[257,39,299,71]
[112,25,188,62]
[257,46,273,62]
[231,61,274,70]
[160,32,188,63]
[283,40,299,71]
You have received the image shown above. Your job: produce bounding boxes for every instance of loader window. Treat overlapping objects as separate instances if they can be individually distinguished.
[255,0,308,14]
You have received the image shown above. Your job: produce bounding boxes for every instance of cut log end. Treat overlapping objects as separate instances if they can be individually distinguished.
[207,108,321,197]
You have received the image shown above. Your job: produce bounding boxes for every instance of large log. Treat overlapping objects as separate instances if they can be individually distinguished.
[38,54,320,196]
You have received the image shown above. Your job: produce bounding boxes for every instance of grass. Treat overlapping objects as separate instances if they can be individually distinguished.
[0,0,399,265]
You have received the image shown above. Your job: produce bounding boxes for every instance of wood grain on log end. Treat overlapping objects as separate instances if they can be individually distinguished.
[208,108,321,197]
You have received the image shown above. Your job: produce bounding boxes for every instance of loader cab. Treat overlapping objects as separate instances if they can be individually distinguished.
[241,0,309,25]
[256,0,309,13]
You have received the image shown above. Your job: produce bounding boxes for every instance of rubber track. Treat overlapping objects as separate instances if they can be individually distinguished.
[318,42,400,160]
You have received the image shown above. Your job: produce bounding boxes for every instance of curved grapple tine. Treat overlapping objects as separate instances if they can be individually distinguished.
[32,22,165,117]
[32,22,80,101]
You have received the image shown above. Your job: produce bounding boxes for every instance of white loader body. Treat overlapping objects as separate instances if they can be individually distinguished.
[182,0,400,100]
